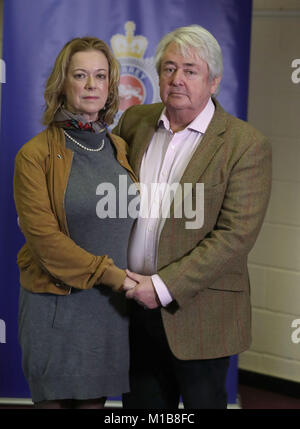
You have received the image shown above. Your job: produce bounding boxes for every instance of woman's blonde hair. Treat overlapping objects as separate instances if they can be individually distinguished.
[43,37,120,126]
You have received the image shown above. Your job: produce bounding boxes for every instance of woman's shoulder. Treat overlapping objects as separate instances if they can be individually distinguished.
[107,131,128,154]
[16,127,63,162]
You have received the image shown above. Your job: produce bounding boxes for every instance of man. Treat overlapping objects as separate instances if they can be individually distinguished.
[113,25,272,409]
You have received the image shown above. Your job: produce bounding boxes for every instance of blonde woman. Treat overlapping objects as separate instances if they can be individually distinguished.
[14,37,137,409]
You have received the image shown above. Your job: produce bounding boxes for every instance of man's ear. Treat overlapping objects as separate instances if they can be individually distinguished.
[210,76,222,95]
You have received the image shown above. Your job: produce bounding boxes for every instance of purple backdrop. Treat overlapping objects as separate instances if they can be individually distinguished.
[0,0,252,404]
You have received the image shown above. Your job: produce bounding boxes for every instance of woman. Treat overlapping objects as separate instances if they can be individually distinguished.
[13,37,138,409]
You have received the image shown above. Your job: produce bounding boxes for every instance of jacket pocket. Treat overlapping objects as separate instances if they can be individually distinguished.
[208,273,248,292]
[52,295,70,329]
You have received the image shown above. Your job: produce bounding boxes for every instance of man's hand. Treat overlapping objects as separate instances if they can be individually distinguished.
[124,270,161,309]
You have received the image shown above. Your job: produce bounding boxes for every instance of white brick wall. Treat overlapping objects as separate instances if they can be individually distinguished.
[239,0,300,382]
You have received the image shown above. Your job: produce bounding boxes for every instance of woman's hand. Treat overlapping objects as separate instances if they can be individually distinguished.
[123,275,137,291]
[124,270,161,309]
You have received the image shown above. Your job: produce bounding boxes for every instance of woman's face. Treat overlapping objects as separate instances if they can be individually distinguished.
[63,50,109,122]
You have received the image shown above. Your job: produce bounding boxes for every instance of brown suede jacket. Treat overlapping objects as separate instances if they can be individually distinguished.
[13,126,137,295]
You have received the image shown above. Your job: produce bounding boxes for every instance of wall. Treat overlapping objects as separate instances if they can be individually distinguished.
[239,0,300,382]
[0,0,299,383]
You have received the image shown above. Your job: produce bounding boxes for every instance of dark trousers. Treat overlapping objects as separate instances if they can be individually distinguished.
[123,304,230,409]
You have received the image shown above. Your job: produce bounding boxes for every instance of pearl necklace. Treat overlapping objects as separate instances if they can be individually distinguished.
[63,130,105,152]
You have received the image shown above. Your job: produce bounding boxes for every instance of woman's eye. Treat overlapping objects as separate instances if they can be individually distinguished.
[74,73,85,79]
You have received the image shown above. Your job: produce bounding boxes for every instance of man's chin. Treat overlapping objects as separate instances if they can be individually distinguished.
[165,97,188,109]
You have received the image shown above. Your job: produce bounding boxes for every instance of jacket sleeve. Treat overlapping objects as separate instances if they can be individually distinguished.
[13,148,126,292]
[158,136,272,308]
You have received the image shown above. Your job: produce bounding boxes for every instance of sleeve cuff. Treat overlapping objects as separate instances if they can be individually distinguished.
[100,264,126,292]
[151,274,173,307]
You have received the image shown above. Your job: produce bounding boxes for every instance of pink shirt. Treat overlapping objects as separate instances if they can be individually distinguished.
[128,98,215,306]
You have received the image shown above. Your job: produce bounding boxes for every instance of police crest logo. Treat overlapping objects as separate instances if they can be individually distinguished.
[110,21,160,125]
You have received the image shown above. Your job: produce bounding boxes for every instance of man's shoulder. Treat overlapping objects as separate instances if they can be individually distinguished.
[114,103,164,136]
[123,102,164,118]
[228,113,267,143]
[214,100,267,142]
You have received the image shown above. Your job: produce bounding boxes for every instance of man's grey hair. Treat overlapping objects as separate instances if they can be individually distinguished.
[155,25,223,91]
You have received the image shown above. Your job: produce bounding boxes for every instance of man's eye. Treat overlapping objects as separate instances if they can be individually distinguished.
[185,70,199,79]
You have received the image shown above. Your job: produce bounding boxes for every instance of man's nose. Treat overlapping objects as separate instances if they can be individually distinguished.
[170,69,184,85]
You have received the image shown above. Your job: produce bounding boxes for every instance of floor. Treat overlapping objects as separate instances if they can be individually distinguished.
[238,384,300,409]
[0,384,299,409]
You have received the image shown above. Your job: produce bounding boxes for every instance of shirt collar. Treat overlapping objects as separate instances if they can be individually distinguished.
[158,97,215,134]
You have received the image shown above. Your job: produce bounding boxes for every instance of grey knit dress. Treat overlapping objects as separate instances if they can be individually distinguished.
[18,129,137,402]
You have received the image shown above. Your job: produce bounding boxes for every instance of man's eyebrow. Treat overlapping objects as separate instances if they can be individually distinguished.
[183,63,198,67]
[162,60,198,67]
[162,60,177,66]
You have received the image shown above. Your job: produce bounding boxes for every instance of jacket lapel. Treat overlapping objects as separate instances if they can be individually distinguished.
[129,100,228,195]
[129,105,164,177]
[168,100,227,216]
[180,102,227,186]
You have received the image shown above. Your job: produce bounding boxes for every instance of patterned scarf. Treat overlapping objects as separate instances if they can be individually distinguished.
[53,108,106,133]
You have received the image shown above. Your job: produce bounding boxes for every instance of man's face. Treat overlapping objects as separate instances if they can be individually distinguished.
[159,42,221,119]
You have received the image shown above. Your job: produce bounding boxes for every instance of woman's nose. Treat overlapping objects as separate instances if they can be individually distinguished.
[86,75,96,89]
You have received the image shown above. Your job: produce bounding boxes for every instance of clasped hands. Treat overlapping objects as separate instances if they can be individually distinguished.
[122,270,160,309]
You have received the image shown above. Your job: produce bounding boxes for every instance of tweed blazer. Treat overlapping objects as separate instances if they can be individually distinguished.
[113,99,272,360]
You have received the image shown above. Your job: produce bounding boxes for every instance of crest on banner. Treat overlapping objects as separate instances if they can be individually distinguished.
[110,21,160,124]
